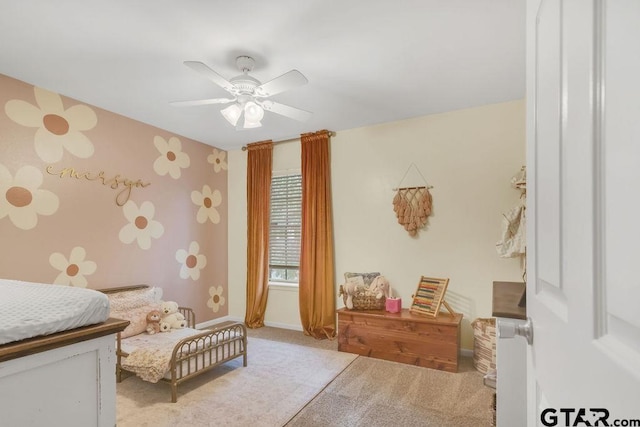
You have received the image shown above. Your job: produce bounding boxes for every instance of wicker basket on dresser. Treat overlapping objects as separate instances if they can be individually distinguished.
[336,308,462,372]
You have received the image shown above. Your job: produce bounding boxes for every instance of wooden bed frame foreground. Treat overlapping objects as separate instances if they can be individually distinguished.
[100,285,247,402]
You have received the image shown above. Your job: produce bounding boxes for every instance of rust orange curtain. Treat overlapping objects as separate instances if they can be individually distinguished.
[299,130,336,339]
[245,140,273,328]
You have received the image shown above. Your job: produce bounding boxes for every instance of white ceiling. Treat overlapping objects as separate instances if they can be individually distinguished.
[0,0,525,151]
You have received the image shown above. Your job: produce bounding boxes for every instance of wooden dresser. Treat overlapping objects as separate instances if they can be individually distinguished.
[337,308,462,372]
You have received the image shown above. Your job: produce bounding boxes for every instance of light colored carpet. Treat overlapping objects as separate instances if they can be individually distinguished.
[117,327,494,427]
[286,356,494,427]
[245,325,337,351]
[116,336,357,427]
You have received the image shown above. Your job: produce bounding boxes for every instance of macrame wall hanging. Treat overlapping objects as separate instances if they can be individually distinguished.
[392,163,433,237]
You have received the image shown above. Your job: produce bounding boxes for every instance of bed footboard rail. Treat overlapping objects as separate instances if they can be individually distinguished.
[167,322,247,402]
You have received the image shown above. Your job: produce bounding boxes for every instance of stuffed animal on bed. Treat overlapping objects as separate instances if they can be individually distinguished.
[159,301,187,331]
[145,309,162,334]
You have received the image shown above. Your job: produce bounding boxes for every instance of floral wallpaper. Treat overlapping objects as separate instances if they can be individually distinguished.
[0,73,228,322]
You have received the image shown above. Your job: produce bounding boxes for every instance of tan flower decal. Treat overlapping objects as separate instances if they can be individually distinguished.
[207,148,228,173]
[49,246,97,287]
[191,185,221,224]
[176,241,207,280]
[207,286,226,313]
[0,164,59,230]
[4,87,97,162]
[153,136,191,179]
[118,200,164,250]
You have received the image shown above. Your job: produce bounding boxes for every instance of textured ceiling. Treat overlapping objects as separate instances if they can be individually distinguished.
[0,0,525,150]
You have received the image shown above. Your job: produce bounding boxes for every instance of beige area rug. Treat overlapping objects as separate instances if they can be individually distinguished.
[286,356,494,427]
[116,336,357,427]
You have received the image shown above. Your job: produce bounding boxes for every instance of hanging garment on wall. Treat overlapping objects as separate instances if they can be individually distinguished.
[496,198,526,258]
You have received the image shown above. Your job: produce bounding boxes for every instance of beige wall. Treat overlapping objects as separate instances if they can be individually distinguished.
[0,74,229,323]
[228,99,525,349]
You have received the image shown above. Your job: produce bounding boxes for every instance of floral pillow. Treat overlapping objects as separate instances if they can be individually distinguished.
[108,287,162,312]
[107,287,163,338]
[111,303,161,338]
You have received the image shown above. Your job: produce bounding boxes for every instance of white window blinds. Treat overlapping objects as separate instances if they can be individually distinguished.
[269,174,302,283]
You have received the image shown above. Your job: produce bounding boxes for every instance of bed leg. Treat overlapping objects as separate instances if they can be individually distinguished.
[242,329,248,367]
[171,384,177,403]
[116,333,123,383]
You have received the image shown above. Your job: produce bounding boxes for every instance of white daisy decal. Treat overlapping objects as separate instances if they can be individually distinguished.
[118,200,164,250]
[207,148,228,173]
[0,164,59,230]
[175,241,207,280]
[207,286,226,313]
[152,136,190,179]
[191,185,221,224]
[49,246,97,288]
[4,87,97,162]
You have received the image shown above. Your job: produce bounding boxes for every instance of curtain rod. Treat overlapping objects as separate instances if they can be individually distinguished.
[240,131,335,151]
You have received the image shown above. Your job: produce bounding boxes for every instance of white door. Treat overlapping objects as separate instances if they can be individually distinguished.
[527,0,640,426]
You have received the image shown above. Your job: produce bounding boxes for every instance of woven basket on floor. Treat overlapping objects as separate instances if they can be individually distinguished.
[472,318,496,374]
[491,392,496,426]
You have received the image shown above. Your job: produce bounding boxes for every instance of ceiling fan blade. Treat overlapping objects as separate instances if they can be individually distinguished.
[183,61,236,93]
[254,70,308,97]
[170,97,235,107]
[259,100,312,122]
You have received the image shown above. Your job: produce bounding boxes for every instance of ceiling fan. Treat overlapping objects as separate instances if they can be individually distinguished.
[171,56,312,129]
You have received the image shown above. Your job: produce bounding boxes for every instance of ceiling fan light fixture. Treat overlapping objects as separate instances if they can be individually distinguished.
[221,103,242,126]
[244,101,264,123]
[243,117,262,129]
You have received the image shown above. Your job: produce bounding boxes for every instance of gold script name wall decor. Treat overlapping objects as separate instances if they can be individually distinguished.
[45,165,151,206]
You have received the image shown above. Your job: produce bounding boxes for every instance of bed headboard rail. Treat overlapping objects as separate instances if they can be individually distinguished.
[97,284,150,294]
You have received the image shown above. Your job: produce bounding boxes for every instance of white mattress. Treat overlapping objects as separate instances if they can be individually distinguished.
[0,279,110,345]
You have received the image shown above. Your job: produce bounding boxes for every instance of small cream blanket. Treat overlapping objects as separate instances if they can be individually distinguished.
[121,328,204,383]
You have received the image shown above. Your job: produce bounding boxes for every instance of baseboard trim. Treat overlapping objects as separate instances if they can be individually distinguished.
[199,316,304,332]
[460,348,474,358]
[264,321,303,331]
[197,315,237,329]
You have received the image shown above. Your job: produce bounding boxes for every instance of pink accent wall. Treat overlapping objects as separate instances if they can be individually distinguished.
[0,73,229,322]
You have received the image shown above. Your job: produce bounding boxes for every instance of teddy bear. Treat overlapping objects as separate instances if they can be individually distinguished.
[159,300,187,331]
[145,309,162,335]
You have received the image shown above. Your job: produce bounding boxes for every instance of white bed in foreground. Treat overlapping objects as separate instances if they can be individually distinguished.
[0,279,127,427]
[0,279,110,345]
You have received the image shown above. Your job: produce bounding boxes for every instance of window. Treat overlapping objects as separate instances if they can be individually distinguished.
[269,173,302,283]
